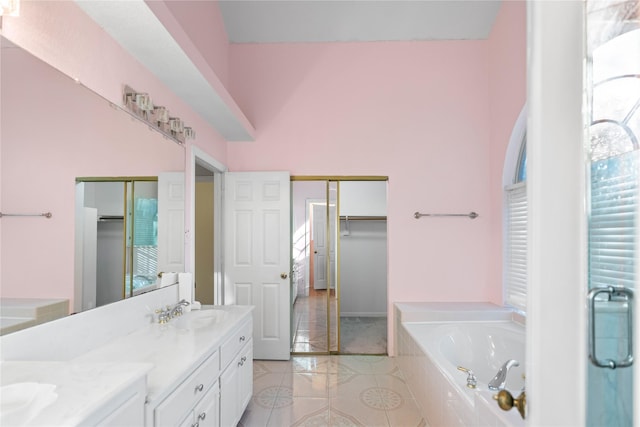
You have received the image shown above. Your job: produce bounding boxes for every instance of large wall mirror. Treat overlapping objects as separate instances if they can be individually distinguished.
[0,36,185,334]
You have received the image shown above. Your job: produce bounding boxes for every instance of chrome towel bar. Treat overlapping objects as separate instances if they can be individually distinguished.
[414,211,478,219]
[0,212,52,218]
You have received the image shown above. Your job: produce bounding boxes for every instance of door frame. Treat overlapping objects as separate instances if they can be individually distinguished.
[527,1,587,423]
[187,146,227,304]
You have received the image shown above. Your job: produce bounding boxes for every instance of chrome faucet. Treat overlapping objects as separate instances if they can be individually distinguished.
[488,359,520,391]
[170,299,190,317]
[155,299,190,324]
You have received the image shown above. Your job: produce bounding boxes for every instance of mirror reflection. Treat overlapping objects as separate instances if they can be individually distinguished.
[0,37,185,335]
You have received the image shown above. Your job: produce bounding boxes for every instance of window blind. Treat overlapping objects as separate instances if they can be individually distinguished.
[505,182,528,312]
[589,151,638,289]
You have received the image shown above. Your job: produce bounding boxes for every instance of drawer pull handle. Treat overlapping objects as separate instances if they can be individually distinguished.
[198,412,206,421]
[241,356,247,362]
[191,423,199,427]
[195,384,204,393]
[239,335,246,342]
[238,360,244,367]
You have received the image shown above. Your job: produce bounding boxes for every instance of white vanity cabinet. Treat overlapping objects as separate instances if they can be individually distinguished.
[154,351,220,427]
[220,318,253,427]
[147,308,254,427]
[177,383,220,427]
[93,376,147,426]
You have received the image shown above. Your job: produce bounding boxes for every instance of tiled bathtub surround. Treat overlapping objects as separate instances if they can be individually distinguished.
[395,302,525,427]
[240,356,425,427]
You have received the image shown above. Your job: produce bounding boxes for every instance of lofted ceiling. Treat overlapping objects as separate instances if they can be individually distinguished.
[76,0,502,141]
[218,0,502,43]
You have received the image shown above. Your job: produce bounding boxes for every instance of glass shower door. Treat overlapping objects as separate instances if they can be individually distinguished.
[585,1,638,425]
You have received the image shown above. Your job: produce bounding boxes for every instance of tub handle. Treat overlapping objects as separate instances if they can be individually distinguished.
[457,366,477,389]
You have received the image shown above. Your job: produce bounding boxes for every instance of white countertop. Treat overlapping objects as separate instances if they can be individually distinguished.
[1,305,253,425]
[72,305,253,403]
[0,361,152,426]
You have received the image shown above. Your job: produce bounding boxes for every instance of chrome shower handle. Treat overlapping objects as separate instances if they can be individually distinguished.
[587,285,634,369]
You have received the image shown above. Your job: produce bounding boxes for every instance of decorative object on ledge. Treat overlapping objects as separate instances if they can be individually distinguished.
[123,85,196,145]
[414,211,479,219]
[0,212,52,218]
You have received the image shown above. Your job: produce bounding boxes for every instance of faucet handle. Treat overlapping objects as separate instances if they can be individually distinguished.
[155,308,168,324]
[457,366,477,389]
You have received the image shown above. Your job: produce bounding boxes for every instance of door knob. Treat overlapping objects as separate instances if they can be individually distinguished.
[493,389,526,419]
[280,273,288,279]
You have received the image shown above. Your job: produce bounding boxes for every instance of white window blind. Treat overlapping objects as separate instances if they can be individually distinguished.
[505,182,527,312]
[589,151,638,289]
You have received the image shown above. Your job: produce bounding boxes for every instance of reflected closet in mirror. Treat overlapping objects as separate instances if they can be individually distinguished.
[0,36,185,334]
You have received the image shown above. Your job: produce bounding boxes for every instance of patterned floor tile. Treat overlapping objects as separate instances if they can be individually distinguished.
[244,355,426,427]
[330,396,391,427]
[281,372,329,398]
[267,397,330,427]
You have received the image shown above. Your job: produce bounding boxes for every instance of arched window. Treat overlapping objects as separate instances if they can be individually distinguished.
[504,107,527,313]
[587,28,639,291]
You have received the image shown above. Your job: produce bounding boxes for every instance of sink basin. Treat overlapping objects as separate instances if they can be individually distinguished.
[171,309,228,330]
[0,382,57,425]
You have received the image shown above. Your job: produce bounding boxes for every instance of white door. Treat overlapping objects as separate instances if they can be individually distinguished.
[312,203,337,290]
[224,171,291,360]
[157,172,185,276]
[312,203,327,290]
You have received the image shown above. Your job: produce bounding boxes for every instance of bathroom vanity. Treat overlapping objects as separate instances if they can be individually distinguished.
[0,285,254,426]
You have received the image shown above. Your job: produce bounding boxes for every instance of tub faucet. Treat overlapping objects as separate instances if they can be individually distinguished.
[488,359,520,391]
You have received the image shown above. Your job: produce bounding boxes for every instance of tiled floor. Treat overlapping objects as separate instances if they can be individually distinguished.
[292,290,387,354]
[239,355,426,427]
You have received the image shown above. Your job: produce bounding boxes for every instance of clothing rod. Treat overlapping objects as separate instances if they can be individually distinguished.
[414,211,478,219]
[0,212,52,218]
[339,216,387,221]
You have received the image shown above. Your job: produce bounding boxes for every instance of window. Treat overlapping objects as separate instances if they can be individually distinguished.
[503,30,639,315]
[505,134,528,313]
[588,29,639,291]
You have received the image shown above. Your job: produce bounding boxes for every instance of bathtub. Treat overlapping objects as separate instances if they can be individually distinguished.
[395,303,525,427]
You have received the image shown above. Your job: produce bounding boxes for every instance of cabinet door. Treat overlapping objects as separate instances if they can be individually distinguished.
[194,383,220,427]
[238,342,253,413]
[220,360,239,427]
[177,412,193,427]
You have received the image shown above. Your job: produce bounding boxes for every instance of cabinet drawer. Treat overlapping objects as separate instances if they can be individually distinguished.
[155,351,220,427]
[220,318,252,369]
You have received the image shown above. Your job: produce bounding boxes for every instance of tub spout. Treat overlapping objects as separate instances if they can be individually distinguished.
[488,359,519,391]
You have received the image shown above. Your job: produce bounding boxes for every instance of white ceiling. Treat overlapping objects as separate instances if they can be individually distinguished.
[218,0,503,43]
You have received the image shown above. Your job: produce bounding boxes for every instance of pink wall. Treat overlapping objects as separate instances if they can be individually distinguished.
[0,45,184,308]
[227,2,526,353]
[228,41,493,351]
[487,1,527,304]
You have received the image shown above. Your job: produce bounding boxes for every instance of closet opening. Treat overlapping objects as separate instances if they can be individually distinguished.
[290,177,388,355]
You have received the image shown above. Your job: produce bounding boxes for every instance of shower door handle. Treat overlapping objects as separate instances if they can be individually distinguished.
[587,285,634,369]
